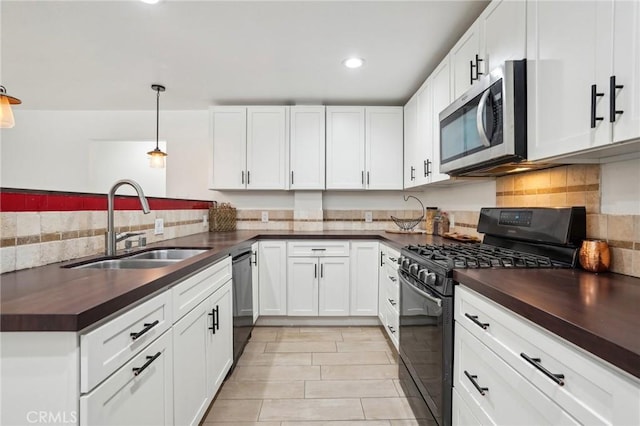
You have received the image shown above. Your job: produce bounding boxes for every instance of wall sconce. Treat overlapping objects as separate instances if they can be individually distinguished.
[0,86,22,128]
[148,84,167,168]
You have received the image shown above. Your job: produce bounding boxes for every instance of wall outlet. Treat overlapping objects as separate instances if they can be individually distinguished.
[154,218,164,235]
[261,211,269,223]
[202,214,208,228]
[364,211,373,223]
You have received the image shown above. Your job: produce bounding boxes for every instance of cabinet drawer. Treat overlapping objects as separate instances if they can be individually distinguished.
[456,285,640,425]
[454,323,579,425]
[382,298,399,350]
[381,274,399,316]
[452,387,481,426]
[287,241,349,257]
[172,256,232,322]
[80,330,173,426]
[381,244,400,266]
[80,291,172,393]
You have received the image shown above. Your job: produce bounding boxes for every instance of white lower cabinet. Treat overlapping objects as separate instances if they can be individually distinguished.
[207,281,233,395]
[251,242,259,323]
[259,241,288,316]
[318,257,350,316]
[454,285,640,426]
[80,330,174,426]
[378,244,400,349]
[350,242,379,316]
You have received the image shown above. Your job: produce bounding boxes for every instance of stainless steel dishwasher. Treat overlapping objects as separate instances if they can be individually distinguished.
[231,247,254,364]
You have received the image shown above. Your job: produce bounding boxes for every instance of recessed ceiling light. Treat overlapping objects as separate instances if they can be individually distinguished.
[141,0,160,4]
[343,57,365,69]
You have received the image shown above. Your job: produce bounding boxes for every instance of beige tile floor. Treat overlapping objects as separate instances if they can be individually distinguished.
[202,326,437,426]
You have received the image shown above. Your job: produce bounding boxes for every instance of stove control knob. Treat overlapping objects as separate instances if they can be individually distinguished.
[425,272,437,286]
[401,257,411,269]
[409,263,419,275]
[418,268,429,282]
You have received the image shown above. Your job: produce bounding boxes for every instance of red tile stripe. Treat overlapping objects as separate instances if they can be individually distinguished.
[0,189,213,212]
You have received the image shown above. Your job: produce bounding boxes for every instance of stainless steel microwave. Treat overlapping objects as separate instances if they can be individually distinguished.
[439,59,527,176]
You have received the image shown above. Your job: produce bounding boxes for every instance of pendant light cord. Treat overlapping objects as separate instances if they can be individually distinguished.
[155,88,160,150]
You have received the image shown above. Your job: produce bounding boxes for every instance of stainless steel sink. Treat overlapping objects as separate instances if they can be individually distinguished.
[70,259,181,269]
[126,248,209,260]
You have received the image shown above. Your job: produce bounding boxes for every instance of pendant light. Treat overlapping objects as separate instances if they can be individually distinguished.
[148,84,167,168]
[0,86,22,128]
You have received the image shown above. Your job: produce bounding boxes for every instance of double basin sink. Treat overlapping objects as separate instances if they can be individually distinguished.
[65,248,210,270]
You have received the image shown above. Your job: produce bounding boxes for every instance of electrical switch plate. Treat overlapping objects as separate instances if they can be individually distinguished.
[261,211,269,223]
[154,218,164,235]
[365,211,373,223]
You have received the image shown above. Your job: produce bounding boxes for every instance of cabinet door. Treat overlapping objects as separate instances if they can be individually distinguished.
[211,107,247,190]
[430,56,453,184]
[318,257,350,316]
[416,80,433,186]
[287,257,318,316]
[403,94,418,189]
[258,241,287,316]
[246,106,289,189]
[365,107,404,190]
[480,0,526,74]
[290,106,325,189]
[527,0,612,160]
[251,242,259,324]
[452,387,481,426]
[350,242,379,316]
[80,331,173,426]
[450,22,482,100]
[326,106,366,189]
[612,0,640,143]
[207,282,233,397]
[173,301,210,426]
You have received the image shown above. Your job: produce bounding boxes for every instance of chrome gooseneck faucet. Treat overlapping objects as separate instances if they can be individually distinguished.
[106,179,151,256]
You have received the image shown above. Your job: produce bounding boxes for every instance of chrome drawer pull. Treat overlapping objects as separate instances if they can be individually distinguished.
[520,353,565,386]
[130,320,159,340]
[464,370,488,396]
[132,351,161,376]
[464,313,489,330]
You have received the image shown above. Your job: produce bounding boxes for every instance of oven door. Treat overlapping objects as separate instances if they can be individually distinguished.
[398,270,452,426]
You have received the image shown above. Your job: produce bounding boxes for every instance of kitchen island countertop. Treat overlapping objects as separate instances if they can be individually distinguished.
[2,230,639,380]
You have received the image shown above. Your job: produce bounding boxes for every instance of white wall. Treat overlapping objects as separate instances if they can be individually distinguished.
[601,157,640,215]
[1,110,212,199]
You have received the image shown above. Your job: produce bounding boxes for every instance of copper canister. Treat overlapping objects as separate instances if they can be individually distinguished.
[579,240,610,273]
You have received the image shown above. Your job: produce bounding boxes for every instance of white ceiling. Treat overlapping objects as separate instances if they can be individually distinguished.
[1,0,489,110]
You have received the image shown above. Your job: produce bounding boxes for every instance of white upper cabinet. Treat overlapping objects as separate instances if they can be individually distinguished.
[211,107,247,190]
[430,56,453,184]
[326,106,403,190]
[611,0,640,144]
[246,106,289,189]
[289,106,326,190]
[211,106,289,190]
[404,55,452,189]
[479,0,526,76]
[326,106,366,189]
[403,94,418,188]
[365,107,404,190]
[450,21,482,100]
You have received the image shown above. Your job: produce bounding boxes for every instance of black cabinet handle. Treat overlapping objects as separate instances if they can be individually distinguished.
[591,84,605,128]
[132,351,161,376]
[251,250,258,266]
[361,171,364,185]
[247,171,250,185]
[426,159,431,176]
[311,248,326,251]
[410,166,415,181]
[609,75,624,123]
[388,257,397,263]
[464,313,489,330]
[380,251,385,267]
[130,320,159,340]
[464,371,488,396]
[291,170,294,185]
[367,171,370,185]
[388,275,397,283]
[320,263,324,278]
[208,306,219,334]
[388,298,397,306]
[520,353,565,386]
[241,171,245,185]
[469,60,475,85]
[475,54,483,79]
[314,264,317,278]
[387,325,396,334]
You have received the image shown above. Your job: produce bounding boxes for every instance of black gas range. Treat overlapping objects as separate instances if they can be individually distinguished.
[397,207,586,426]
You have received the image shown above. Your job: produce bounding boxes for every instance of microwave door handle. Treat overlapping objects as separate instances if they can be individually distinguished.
[476,90,492,147]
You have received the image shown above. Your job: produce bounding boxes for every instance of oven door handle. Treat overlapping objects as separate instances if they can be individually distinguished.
[476,89,492,148]
[399,271,442,307]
